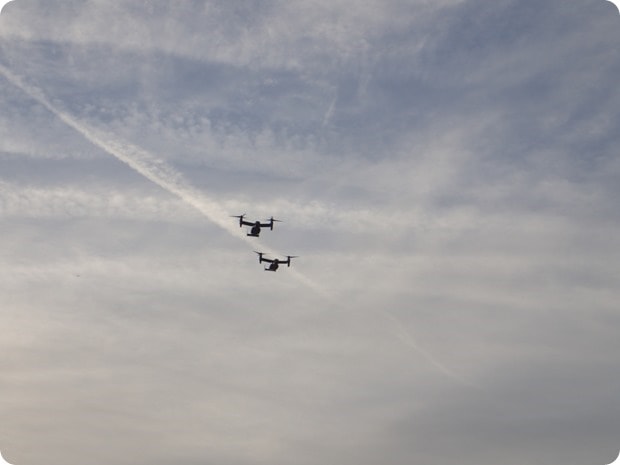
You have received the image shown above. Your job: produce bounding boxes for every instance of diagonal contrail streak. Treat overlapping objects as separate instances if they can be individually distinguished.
[1,64,472,383]
[0,65,234,233]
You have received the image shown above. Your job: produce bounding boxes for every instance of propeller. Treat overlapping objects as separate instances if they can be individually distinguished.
[230,213,246,227]
[267,216,282,229]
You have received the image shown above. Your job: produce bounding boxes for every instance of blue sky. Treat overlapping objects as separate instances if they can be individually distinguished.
[1,1,620,464]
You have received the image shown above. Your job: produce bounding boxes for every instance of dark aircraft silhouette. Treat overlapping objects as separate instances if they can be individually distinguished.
[254,251,298,271]
[231,214,281,237]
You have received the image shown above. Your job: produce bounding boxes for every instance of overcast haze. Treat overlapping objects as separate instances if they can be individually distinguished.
[1,1,620,464]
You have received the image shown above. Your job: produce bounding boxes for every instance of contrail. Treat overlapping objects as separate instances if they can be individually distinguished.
[0,64,236,235]
[0,65,466,382]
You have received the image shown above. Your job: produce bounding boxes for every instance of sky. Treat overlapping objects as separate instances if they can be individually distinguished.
[1,0,620,464]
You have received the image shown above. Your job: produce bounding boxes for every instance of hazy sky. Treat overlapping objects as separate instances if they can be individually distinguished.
[1,1,620,464]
